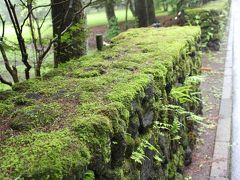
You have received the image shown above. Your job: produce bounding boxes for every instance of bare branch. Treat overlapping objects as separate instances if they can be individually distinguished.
[5,0,31,79]
[20,0,68,32]
[19,0,27,7]
[0,15,5,40]
[0,75,12,86]
[39,7,51,29]
[0,41,19,83]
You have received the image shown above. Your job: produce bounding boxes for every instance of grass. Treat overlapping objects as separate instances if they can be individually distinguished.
[88,8,134,27]
[88,8,170,27]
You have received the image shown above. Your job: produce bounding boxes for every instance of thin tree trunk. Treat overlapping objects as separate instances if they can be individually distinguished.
[129,0,136,17]
[0,44,19,83]
[125,0,130,29]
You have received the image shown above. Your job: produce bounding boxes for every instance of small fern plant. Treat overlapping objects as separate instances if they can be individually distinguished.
[131,139,162,164]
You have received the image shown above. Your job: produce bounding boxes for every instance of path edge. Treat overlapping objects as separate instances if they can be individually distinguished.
[209,4,233,180]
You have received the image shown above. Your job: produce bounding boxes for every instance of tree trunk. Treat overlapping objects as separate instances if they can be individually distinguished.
[146,0,156,25]
[129,0,136,17]
[104,0,120,39]
[105,0,116,23]
[134,0,148,27]
[134,0,156,27]
[125,0,130,29]
[51,0,86,67]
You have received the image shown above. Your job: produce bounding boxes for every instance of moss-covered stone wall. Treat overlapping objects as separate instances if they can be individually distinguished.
[0,26,202,179]
[184,0,229,51]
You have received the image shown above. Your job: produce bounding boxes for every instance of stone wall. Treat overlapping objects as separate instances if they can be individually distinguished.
[185,0,229,51]
[0,26,202,179]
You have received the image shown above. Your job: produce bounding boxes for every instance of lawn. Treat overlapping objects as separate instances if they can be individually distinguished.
[88,8,170,27]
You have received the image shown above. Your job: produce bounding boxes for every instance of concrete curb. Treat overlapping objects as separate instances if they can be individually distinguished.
[210,4,233,180]
[231,0,240,179]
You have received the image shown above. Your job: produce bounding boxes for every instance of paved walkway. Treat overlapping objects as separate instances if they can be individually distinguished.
[210,0,240,179]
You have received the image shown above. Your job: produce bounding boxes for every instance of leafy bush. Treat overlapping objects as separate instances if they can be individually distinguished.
[105,17,121,40]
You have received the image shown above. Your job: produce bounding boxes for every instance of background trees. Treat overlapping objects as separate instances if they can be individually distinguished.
[0,0,91,87]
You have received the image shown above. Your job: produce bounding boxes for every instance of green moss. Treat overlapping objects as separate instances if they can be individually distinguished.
[0,26,202,178]
[165,147,184,179]
[107,74,151,105]
[105,167,125,180]
[7,94,34,106]
[0,103,14,117]
[10,103,62,130]
[0,129,91,179]
[72,115,113,164]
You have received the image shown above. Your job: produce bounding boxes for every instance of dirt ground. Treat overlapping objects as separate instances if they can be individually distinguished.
[183,37,228,179]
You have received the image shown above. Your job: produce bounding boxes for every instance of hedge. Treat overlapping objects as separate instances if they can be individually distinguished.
[0,26,202,179]
[185,0,229,51]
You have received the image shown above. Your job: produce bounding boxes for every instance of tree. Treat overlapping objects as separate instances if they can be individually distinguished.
[0,0,32,86]
[51,0,87,67]
[134,0,156,27]
[104,0,120,39]
[0,0,92,87]
[105,0,116,21]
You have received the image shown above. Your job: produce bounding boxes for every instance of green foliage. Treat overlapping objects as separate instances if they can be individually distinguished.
[0,103,14,117]
[185,0,229,50]
[131,139,162,164]
[105,17,121,40]
[170,75,203,104]
[84,170,95,180]
[153,119,182,141]
[162,104,205,125]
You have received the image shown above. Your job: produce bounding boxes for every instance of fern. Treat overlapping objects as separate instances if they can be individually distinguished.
[131,139,162,164]
[184,75,205,86]
[153,118,182,141]
[162,104,206,126]
[170,86,193,104]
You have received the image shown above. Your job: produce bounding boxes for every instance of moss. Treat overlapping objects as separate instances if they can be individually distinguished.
[0,26,202,178]
[7,94,34,106]
[165,147,184,179]
[10,103,62,130]
[71,115,113,165]
[0,129,91,179]
[105,167,124,180]
[107,74,152,105]
[0,103,14,117]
